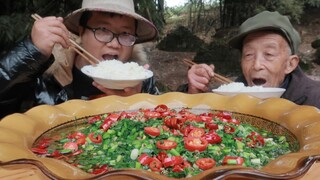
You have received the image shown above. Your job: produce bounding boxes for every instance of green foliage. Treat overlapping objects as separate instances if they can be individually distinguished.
[134,0,165,34]
[0,0,81,54]
[157,26,206,52]
[31,0,80,16]
[258,0,304,23]
[304,0,320,7]
[0,14,33,54]
[165,6,188,17]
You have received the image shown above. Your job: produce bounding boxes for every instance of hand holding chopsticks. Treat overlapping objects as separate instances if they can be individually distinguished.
[183,58,233,84]
[31,13,100,65]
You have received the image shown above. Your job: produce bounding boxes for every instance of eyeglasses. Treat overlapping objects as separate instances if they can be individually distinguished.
[85,25,137,47]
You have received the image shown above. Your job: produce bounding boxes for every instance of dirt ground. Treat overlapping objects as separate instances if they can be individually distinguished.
[145,42,195,91]
[146,13,320,92]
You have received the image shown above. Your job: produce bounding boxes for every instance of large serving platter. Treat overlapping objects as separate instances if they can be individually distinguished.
[0,92,320,179]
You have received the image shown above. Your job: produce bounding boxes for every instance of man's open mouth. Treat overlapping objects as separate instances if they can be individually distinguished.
[102,54,118,60]
[252,78,266,86]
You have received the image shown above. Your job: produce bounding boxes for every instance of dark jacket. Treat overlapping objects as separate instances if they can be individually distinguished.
[281,67,320,108]
[177,67,320,109]
[0,38,159,119]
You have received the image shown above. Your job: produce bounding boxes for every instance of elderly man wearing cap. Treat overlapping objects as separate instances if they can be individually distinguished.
[0,0,159,118]
[184,11,320,108]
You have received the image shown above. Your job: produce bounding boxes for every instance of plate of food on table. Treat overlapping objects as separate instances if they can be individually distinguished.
[0,92,319,180]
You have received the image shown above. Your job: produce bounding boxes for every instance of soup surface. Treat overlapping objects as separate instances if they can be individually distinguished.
[32,105,297,178]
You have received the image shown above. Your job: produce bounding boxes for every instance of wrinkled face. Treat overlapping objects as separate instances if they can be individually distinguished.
[79,12,135,64]
[241,31,297,87]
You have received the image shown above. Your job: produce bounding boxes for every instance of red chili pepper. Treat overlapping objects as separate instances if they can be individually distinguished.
[144,111,161,119]
[63,142,78,152]
[162,156,184,167]
[224,125,235,134]
[188,128,205,138]
[50,150,61,157]
[149,158,163,172]
[172,164,184,172]
[72,149,84,156]
[88,115,102,124]
[156,140,177,150]
[204,131,222,144]
[180,125,195,137]
[197,114,212,122]
[184,137,208,152]
[157,152,168,163]
[154,104,169,113]
[105,113,120,122]
[164,117,179,129]
[196,158,216,170]
[31,147,48,154]
[88,132,102,143]
[100,119,113,131]
[138,153,153,166]
[222,156,244,165]
[35,137,52,149]
[216,112,232,120]
[91,164,108,174]
[68,132,86,139]
[205,122,219,130]
[234,137,243,141]
[246,132,265,147]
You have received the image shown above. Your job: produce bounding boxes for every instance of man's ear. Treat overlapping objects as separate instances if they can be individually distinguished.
[285,55,299,74]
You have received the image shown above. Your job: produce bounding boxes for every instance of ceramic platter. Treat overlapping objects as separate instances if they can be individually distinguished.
[0,92,320,179]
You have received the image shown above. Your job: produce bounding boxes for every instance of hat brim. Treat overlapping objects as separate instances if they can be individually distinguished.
[64,8,158,44]
[229,27,292,51]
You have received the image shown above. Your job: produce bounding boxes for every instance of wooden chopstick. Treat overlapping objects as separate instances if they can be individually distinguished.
[70,43,97,65]
[31,13,100,65]
[182,58,233,84]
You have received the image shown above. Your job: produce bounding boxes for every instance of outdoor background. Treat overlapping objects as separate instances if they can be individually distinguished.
[0,0,319,92]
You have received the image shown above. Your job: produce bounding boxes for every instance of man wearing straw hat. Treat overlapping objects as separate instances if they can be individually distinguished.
[0,0,159,118]
[181,11,320,109]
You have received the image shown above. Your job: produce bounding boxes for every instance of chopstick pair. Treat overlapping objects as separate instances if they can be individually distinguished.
[31,13,100,65]
[182,58,233,84]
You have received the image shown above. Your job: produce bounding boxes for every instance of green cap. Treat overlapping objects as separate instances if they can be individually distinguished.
[229,11,301,54]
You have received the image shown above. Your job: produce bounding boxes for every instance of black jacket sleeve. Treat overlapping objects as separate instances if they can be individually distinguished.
[0,37,53,96]
[0,37,53,118]
[142,76,161,95]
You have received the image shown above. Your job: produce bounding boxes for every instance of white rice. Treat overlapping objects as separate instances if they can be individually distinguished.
[84,59,151,80]
[215,82,264,92]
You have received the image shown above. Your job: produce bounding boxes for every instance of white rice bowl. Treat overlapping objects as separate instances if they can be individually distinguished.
[212,82,286,99]
[81,60,153,89]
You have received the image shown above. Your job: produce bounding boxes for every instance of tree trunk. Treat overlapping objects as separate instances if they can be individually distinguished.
[196,0,204,31]
[188,0,193,30]
[157,0,165,23]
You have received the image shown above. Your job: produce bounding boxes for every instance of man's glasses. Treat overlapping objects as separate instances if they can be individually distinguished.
[85,26,137,47]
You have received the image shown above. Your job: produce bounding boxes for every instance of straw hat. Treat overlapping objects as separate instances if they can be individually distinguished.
[64,0,158,44]
[229,11,301,54]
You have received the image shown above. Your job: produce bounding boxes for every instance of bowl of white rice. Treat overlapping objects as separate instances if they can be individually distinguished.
[81,60,153,90]
[212,82,285,99]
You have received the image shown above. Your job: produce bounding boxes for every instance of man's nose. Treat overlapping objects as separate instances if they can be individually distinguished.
[252,54,264,70]
[106,36,121,48]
